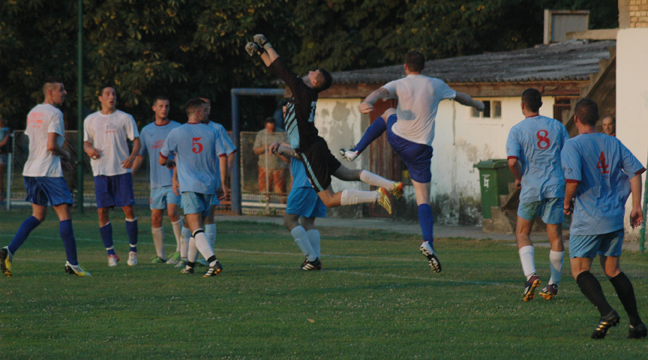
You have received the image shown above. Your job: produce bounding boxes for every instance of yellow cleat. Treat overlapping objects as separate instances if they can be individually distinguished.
[376,187,393,215]
[1,247,13,278]
[65,262,91,277]
[392,182,404,201]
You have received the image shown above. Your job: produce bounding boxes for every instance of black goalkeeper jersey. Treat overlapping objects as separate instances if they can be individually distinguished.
[269,57,319,152]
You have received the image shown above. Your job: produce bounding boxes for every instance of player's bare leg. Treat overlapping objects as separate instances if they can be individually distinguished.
[540,224,564,300]
[516,216,540,301]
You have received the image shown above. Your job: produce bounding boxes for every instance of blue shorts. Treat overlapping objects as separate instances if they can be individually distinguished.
[286,186,327,218]
[386,115,433,183]
[569,229,624,259]
[517,197,564,224]
[181,192,213,217]
[210,194,221,206]
[24,176,74,207]
[150,186,180,210]
[94,173,136,209]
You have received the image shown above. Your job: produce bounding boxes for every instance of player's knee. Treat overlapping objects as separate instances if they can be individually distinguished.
[283,215,299,230]
[381,108,396,120]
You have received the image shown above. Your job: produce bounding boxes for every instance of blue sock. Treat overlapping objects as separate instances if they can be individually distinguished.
[100,223,116,255]
[60,220,78,265]
[8,216,42,254]
[353,117,387,153]
[126,218,138,252]
[418,204,434,245]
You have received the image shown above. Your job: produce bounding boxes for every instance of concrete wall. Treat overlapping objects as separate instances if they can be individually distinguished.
[316,95,558,224]
[617,28,648,240]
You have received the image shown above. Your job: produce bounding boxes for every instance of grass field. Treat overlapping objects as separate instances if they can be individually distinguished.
[1,208,647,359]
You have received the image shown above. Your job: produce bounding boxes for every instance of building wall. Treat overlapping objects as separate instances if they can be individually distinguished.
[315,95,559,224]
[629,0,648,28]
[617,28,648,240]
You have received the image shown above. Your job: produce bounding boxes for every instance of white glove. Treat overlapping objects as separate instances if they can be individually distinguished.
[245,42,264,57]
[253,34,272,50]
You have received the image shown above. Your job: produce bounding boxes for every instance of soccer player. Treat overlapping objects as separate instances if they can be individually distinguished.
[245,35,401,217]
[562,98,647,339]
[84,86,141,267]
[132,96,183,264]
[270,141,326,270]
[0,77,90,277]
[506,89,570,301]
[339,51,484,272]
[602,115,616,137]
[159,98,225,277]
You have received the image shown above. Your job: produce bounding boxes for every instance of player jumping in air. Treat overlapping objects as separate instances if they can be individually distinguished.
[159,98,225,277]
[562,98,647,339]
[245,35,401,216]
[340,51,484,272]
[84,86,141,267]
[1,77,90,277]
[506,88,570,301]
[132,96,183,264]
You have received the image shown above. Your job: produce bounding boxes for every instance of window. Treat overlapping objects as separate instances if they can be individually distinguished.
[472,100,501,119]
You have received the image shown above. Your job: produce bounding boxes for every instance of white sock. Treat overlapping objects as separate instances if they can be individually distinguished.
[172,219,183,252]
[151,227,165,259]
[180,226,191,259]
[360,170,394,189]
[518,245,536,280]
[340,189,379,205]
[205,223,216,249]
[188,236,198,262]
[193,230,215,260]
[548,250,564,285]
[291,226,316,261]
[306,229,321,259]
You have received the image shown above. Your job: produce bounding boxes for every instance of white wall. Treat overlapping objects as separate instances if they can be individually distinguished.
[617,29,648,240]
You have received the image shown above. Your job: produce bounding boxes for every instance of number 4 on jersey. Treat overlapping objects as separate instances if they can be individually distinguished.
[597,151,610,174]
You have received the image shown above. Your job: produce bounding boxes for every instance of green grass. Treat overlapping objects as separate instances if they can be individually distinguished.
[1,209,648,359]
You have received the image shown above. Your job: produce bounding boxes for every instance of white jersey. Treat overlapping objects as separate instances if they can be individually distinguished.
[83,110,139,176]
[23,104,65,177]
[382,74,456,146]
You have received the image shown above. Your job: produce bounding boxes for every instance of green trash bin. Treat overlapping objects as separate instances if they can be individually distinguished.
[473,159,516,219]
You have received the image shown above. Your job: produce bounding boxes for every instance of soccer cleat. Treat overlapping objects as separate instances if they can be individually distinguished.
[196,258,209,267]
[108,254,120,267]
[523,275,541,302]
[539,284,558,300]
[1,246,13,277]
[175,259,188,268]
[180,266,195,274]
[376,187,392,215]
[150,256,166,264]
[127,251,138,266]
[166,252,181,265]
[339,148,359,162]
[203,260,223,277]
[419,242,442,273]
[301,257,322,271]
[391,182,404,201]
[65,262,91,277]
[592,310,620,339]
[627,323,648,339]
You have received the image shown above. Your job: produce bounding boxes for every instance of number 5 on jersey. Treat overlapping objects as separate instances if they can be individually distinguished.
[192,137,203,154]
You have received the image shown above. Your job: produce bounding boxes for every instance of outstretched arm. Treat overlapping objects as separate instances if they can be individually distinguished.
[454,92,484,112]
[269,141,299,159]
[359,88,390,114]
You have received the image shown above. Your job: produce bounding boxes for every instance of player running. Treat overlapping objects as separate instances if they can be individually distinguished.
[84,86,141,267]
[159,98,225,277]
[339,51,484,272]
[132,96,183,264]
[270,141,326,270]
[506,89,570,301]
[0,77,90,277]
[562,98,647,339]
[245,35,401,216]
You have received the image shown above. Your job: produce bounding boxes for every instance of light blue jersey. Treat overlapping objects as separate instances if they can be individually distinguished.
[506,115,570,203]
[139,120,181,189]
[160,123,225,195]
[208,121,236,156]
[561,133,645,235]
[291,158,311,189]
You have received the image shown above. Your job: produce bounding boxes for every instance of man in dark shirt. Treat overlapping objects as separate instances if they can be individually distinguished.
[246,35,402,215]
